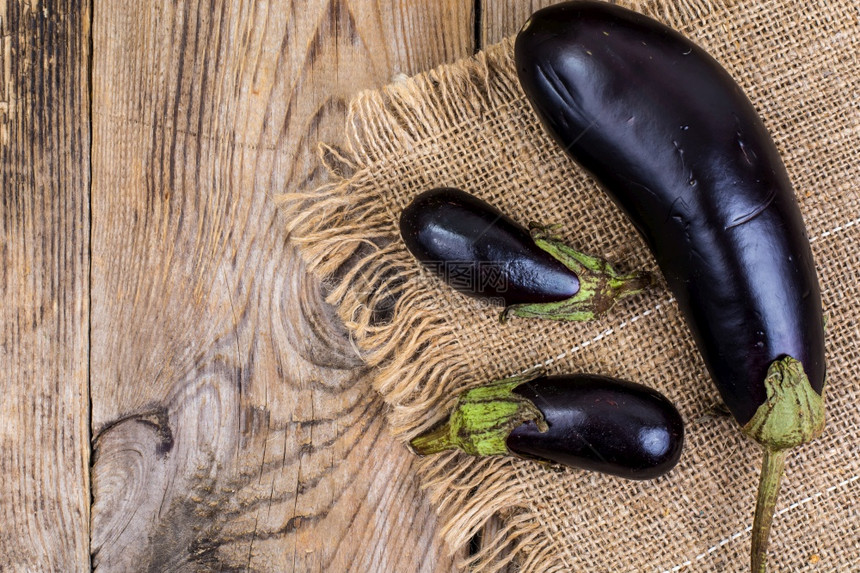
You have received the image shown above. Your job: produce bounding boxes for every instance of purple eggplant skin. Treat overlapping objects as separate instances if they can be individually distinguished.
[399,187,580,306]
[508,374,684,480]
[515,1,825,427]
[516,4,826,569]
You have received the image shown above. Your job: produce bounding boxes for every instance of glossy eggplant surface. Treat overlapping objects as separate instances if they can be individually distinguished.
[409,372,684,481]
[400,187,579,306]
[400,187,652,322]
[515,1,824,425]
[509,374,684,480]
[515,3,826,569]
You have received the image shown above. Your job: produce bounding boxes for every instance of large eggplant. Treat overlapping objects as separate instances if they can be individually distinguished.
[400,187,651,322]
[515,2,826,570]
[410,371,684,480]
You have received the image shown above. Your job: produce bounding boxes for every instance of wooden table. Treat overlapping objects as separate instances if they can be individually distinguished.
[1,1,554,570]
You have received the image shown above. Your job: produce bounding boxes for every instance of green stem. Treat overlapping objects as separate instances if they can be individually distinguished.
[741,356,824,573]
[409,420,457,455]
[610,271,654,299]
[751,448,787,573]
[408,371,547,458]
[500,223,653,323]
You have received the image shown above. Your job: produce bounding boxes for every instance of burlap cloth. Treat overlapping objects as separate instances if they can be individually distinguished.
[280,0,860,570]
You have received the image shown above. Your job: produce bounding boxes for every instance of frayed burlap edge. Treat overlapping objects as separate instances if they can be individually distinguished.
[277,1,734,568]
[278,39,558,571]
[279,38,524,436]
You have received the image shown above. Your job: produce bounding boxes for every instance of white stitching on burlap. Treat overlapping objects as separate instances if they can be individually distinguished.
[513,216,860,570]
[517,299,675,375]
[524,215,860,375]
[809,216,860,242]
[663,474,860,572]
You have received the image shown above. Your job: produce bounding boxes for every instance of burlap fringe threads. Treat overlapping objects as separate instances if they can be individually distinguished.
[278,39,562,571]
[278,0,733,566]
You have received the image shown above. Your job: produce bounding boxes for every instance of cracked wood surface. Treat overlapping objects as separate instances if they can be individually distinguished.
[88,1,473,571]
[0,0,92,569]
[2,0,547,570]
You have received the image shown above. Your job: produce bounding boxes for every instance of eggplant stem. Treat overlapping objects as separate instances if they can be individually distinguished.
[408,372,547,458]
[741,357,825,573]
[499,224,653,322]
[409,421,456,455]
[751,448,787,573]
[610,271,654,299]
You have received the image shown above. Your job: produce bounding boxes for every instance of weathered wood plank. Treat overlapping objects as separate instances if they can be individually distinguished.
[481,0,558,46]
[90,0,472,570]
[0,0,91,569]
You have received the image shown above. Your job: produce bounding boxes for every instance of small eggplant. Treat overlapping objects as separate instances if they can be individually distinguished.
[399,187,652,322]
[410,371,684,480]
[515,3,826,569]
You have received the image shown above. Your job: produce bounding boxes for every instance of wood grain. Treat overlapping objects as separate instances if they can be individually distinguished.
[481,0,559,46]
[0,0,91,569]
[89,0,473,570]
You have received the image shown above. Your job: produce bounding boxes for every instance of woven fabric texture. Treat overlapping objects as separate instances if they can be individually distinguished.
[280,0,860,570]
